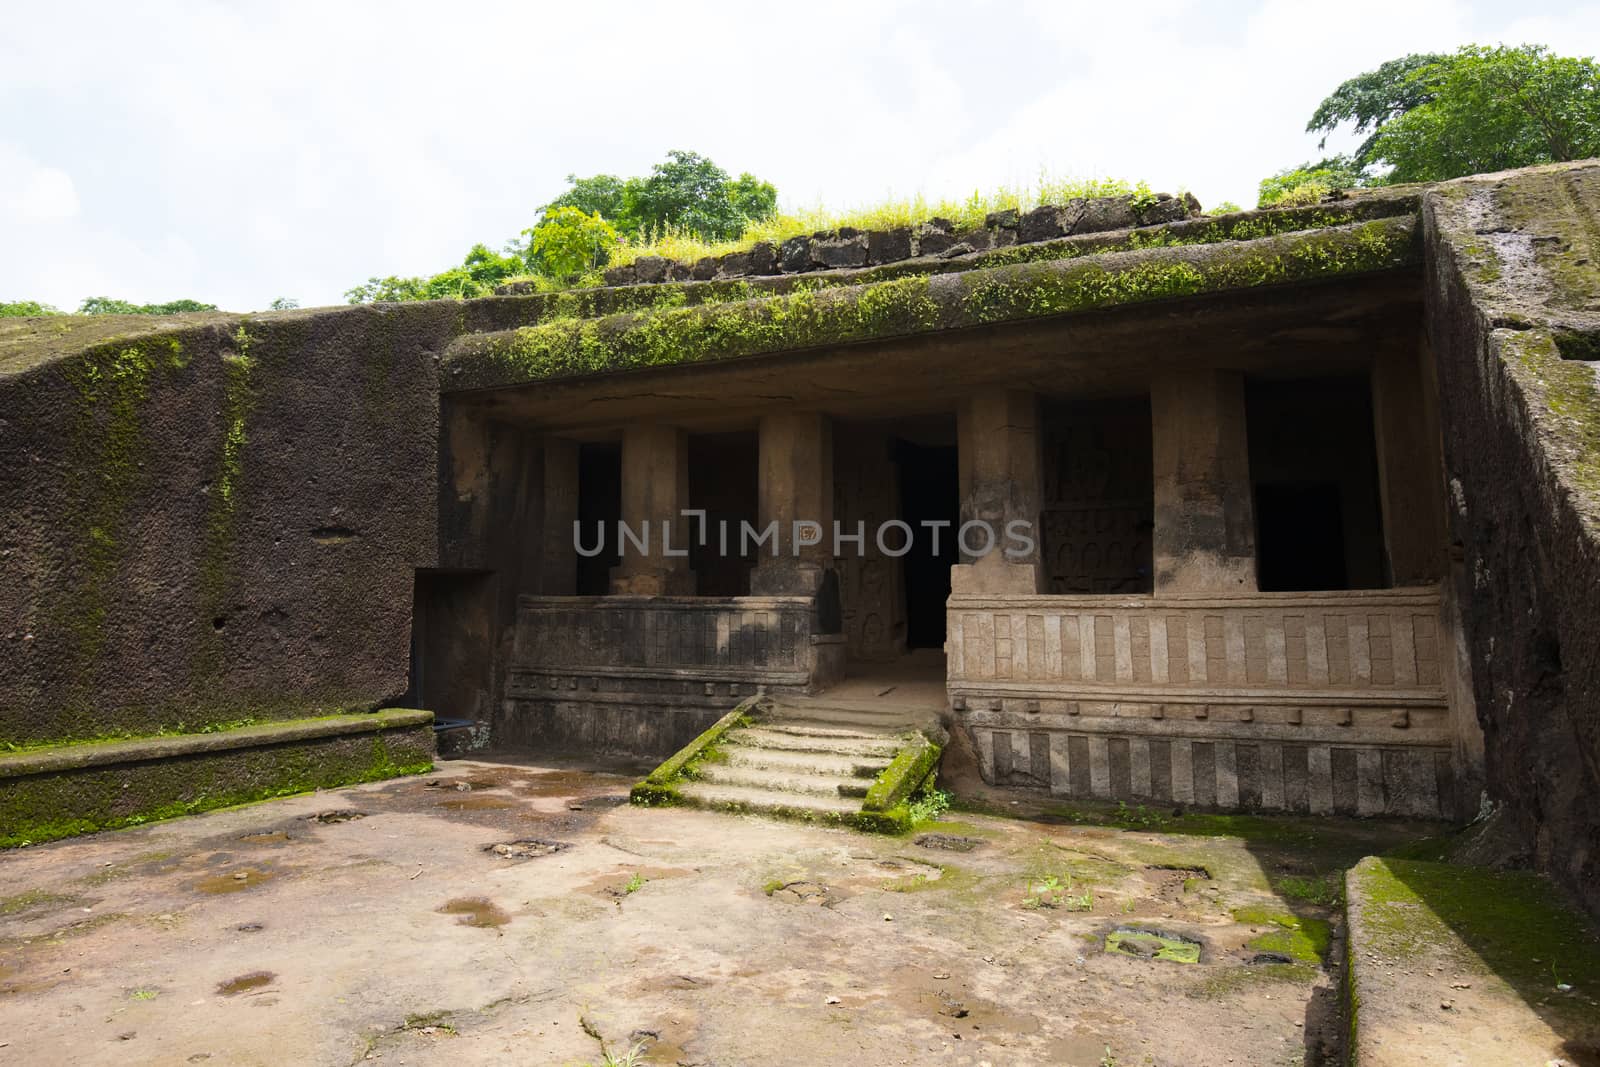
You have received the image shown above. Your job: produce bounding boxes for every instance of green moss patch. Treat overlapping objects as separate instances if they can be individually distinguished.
[629,700,757,807]
[447,217,1420,391]
[1501,328,1600,498]
[0,711,434,848]
[1233,907,1332,962]
[1348,857,1600,992]
[862,738,941,813]
[1105,927,1203,963]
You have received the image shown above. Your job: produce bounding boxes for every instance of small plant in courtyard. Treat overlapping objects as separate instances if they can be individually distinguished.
[1114,801,1170,830]
[907,786,952,824]
[1024,873,1094,911]
[578,1011,648,1066]
[623,872,648,895]
[1275,872,1343,907]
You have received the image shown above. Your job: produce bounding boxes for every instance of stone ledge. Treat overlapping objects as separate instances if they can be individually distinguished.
[0,710,434,848]
[1344,856,1600,1066]
[0,709,433,779]
[446,216,1421,392]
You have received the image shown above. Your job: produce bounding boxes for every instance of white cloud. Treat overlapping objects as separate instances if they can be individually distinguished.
[0,146,80,222]
[1,0,1598,311]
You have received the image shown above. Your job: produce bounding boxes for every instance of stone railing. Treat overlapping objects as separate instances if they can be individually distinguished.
[599,193,1200,286]
[502,595,837,755]
[946,587,1460,817]
[510,595,821,690]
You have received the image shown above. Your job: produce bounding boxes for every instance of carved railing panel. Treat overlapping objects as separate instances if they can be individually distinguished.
[510,595,816,690]
[947,587,1460,817]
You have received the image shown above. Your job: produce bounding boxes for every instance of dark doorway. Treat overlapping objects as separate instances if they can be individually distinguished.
[688,431,759,596]
[1245,376,1385,590]
[895,441,959,649]
[575,442,621,596]
[1254,482,1348,591]
[404,569,493,719]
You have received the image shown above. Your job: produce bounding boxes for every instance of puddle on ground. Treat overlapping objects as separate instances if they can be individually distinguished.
[485,839,567,860]
[1142,865,1210,903]
[437,897,510,928]
[306,810,365,824]
[238,830,293,845]
[436,795,519,812]
[194,868,276,895]
[1105,926,1203,963]
[516,769,629,797]
[766,880,841,907]
[216,971,275,996]
[0,959,63,997]
[914,833,985,852]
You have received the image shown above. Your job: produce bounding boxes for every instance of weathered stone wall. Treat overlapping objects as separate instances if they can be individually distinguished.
[0,307,461,744]
[1423,161,1600,915]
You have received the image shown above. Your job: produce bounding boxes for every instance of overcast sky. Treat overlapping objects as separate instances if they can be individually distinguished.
[3,0,1597,312]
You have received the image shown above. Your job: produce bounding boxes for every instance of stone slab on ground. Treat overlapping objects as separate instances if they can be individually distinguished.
[1344,856,1600,1066]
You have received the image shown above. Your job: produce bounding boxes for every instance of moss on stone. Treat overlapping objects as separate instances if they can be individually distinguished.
[447,217,1419,391]
[1233,906,1332,961]
[1501,329,1600,497]
[55,334,193,672]
[1348,857,1600,1007]
[630,702,757,805]
[0,715,433,848]
[861,738,942,814]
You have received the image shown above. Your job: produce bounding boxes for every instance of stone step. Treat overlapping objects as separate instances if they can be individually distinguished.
[770,705,929,732]
[728,727,904,757]
[675,780,863,819]
[752,721,913,743]
[721,745,889,779]
[775,696,945,716]
[693,763,870,799]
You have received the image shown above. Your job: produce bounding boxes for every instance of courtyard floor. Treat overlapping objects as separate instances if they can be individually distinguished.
[0,756,1432,1066]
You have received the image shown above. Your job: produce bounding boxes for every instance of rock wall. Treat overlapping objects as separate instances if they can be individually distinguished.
[593,193,1201,287]
[1423,161,1600,916]
[0,306,460,744]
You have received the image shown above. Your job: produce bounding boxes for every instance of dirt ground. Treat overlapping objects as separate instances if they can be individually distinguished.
[0,757,1430,1067]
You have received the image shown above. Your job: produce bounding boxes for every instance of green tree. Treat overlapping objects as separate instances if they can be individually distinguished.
[268,297,299,310]
[1307,53,1449,163]
[345,243,523,304]
[77,297,218,315]
[345,275,427,303]
[0,300,60,317]
[542,173,639,236]
[1258,154,1370,207]
[1306,45,1600,183]
[630,149,774,241]
[525,207,619,278]
[349,149,778,301]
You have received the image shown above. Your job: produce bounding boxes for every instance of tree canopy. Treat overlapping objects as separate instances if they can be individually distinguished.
[542,149,777,243]
[345,149,778,303]
[1260,43,1600,204]
[1,297,218,317]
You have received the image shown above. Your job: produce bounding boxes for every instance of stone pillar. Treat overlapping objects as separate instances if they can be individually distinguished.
[750,412,835,596]
[540,436,579,595]
[1150,368,1256,592]
[610,425,695,596]
[952,388,1044,594]
[1372,343,1447,585]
